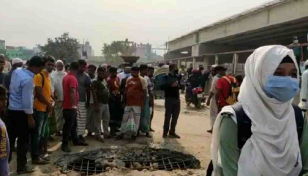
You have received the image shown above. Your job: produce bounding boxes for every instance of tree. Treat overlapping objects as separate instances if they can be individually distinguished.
[39,32,80,63]
[102,39,136,65]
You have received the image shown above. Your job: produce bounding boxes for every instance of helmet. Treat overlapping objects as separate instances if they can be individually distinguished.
[192,68,199,74]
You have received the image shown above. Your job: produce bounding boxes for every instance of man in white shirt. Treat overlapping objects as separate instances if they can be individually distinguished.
[51,60,66,135]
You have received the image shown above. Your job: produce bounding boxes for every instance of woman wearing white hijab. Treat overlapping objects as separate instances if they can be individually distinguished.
[211,45,308,176]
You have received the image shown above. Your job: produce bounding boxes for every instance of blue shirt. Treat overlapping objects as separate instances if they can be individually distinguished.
[8,68,35,114]
[0,119,9,176]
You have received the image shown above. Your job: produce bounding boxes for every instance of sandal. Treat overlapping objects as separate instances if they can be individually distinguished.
[96,136,105,143]
[116,134,124,140]
[17,167,36,175]
[41,154,51,161]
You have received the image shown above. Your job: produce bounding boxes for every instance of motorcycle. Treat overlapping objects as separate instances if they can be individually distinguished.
[185,84,205,109]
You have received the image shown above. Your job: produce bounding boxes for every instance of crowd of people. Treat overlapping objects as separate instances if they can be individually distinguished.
[0,54,183,175]
[1,44,308,176]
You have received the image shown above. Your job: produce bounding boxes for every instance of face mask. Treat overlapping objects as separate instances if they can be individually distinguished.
[264,75,299,102]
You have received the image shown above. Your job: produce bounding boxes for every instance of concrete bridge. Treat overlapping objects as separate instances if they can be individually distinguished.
[165,0,308,74]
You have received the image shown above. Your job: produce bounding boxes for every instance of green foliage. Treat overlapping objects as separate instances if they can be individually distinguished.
[102,40,136,65]
[39,32,80,63]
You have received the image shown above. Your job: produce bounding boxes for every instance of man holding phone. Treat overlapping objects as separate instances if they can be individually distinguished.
[161,64,181,139]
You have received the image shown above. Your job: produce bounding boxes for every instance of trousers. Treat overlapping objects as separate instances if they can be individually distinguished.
[164,97,180,134]
[31,110,48,160]
[7,110,30,172]
[62,109,78,146]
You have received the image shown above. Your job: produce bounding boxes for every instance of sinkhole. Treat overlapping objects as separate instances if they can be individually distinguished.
[55,147,201,176]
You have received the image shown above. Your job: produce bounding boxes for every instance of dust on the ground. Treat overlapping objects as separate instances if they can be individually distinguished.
[9,95,211,176]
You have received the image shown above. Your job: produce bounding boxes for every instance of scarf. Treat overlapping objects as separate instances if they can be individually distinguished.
[211,45,302,176]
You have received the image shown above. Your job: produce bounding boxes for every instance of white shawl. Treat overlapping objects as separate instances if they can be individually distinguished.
[211,45,302,176]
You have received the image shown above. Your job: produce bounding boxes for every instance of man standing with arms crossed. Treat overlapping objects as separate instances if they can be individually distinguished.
[8,56,44,174]
[161,64,181,139]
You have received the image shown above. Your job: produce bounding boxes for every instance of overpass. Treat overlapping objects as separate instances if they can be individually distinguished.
[165,0,308,74]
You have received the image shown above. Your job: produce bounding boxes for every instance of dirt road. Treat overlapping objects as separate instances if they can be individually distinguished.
[9,95,211,176]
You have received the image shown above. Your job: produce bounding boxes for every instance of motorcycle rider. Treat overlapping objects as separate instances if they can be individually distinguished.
[185,69,202,103]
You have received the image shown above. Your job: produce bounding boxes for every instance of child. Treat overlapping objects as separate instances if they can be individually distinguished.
[0,85,9,176]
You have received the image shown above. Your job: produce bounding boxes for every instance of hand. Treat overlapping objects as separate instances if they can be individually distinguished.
[47,104,53,112]
[172,81,178,87]
[206,99,210,106]
[94,103,99,112]
[28,116,36,129]
[112,90,120,95]
[85,102,90,109]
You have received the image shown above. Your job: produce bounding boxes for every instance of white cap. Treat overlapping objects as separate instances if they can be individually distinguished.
[12,58,23,65]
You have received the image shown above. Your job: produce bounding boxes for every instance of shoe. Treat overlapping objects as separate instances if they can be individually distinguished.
[104,134,112,139]
[150,128,155,132]
[162,133,167,138]
[169,133,181,139]
[41,154,51,162]
[131,135,137,141]
[116,133,124,140]
[146,132,152,138]
[79,135,86,143]
[55,132,62,136]
[95,136,105,143]
[32,157,50,165]
[87,132,94,137]
[17,167,36,175]
[62,145,72,153]
[73,141,89,146]
[48,136,55,141]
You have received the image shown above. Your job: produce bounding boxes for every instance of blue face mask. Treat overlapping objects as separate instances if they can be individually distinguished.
[264,75,299,102]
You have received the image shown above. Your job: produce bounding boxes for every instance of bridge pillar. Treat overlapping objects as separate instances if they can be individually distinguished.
[233,53,239,74]
[193,57,196,68]
[215,55,219,65]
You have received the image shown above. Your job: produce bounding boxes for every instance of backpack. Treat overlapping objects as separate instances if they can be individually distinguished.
[222,76,239,105]
[231,103,304,149]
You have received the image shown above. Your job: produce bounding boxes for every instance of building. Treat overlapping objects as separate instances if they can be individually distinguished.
[6,46,23,59]
[78,41,94,59]
[0,40,5,55]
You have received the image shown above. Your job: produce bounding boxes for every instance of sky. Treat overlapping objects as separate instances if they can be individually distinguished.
[0,0,272,56]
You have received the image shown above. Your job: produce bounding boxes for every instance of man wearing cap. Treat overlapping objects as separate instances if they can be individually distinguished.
[51,60,66,135]
[4,58,23,91]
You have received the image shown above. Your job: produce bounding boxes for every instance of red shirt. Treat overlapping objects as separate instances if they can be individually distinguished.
[125,77,146,106]
[216,75,235,107]
[107,76,120,92]
[62,73,79,109]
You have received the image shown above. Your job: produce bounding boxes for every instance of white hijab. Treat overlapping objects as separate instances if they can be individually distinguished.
[211,45,302,176]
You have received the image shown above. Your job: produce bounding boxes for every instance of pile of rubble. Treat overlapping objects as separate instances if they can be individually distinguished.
[55,147,200,175]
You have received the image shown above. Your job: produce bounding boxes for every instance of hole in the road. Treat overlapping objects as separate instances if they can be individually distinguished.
[56,147,200,175]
